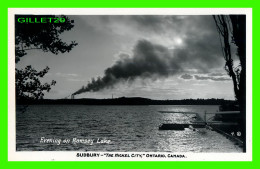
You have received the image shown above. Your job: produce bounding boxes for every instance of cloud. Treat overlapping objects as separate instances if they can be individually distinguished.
[173,34,224,72]
[55,72,78,78]
[72,15,236,95]
[180,74,193,80]
[73,36,231,95]
[180,72,229,81]
[209,72,226,76]
[194,75,231,81]
[75,15,227,73]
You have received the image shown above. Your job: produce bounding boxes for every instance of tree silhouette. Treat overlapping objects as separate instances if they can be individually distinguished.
[15,15,77,63]
[16,66,56,100]
[15,15,78,100]
[213,15,246,152]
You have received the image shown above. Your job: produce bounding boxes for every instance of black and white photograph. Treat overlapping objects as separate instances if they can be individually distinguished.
[9,8,252,161]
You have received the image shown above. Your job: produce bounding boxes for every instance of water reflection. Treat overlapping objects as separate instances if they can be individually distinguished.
[16,105,242,152]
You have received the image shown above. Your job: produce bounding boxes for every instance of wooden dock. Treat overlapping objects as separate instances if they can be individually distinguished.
[158,110,243,147]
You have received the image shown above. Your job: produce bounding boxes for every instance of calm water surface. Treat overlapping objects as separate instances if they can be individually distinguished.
[16,105,242,152]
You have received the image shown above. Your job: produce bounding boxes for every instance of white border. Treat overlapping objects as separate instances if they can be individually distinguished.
[8,8,253,161]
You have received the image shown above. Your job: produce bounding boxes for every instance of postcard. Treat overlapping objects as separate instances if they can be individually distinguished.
[8,8,252,161]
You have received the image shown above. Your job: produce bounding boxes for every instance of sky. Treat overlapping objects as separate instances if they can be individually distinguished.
[16,15,239,100]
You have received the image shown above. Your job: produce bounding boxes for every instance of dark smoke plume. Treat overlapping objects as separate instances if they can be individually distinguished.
[73,39,181,95]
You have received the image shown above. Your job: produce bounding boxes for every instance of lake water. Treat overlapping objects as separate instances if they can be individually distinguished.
[16,105,242,152]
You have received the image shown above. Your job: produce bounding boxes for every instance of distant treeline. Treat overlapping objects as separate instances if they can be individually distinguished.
[16,97,236,105]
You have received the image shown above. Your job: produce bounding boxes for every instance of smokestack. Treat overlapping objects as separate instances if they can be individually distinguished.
[71,94,75,99]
